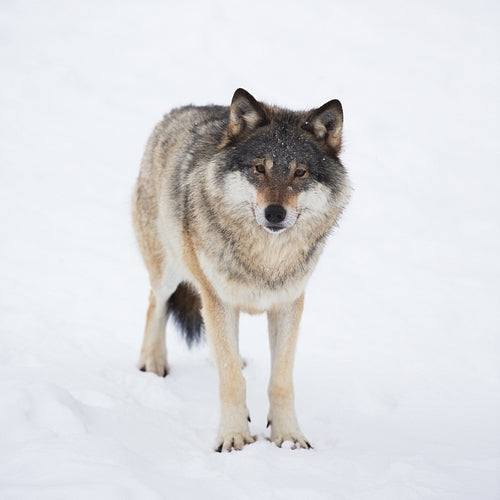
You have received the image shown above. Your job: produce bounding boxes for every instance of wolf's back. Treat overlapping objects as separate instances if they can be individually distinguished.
[134,105,230,348]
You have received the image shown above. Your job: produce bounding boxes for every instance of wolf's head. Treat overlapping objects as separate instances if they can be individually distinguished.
[218,89,350,235]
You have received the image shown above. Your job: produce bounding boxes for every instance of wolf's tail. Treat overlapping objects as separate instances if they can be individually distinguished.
[167,282,204,347]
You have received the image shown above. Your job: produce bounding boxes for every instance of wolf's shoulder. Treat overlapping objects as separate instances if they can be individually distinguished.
[153,104,230,147]
[162,104,229,125]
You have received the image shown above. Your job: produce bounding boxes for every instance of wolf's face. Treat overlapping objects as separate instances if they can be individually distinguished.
[219,89,348,235]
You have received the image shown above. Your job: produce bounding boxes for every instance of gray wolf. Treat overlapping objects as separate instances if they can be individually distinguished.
[132,89,351,451]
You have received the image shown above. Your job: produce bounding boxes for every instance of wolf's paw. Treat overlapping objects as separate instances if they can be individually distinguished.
[215,430,256,452]
[270,431,312,449]
[268,420,312,449]
[137,352,169,377]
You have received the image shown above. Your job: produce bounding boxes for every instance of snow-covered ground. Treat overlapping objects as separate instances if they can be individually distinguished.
[1,1,499,498]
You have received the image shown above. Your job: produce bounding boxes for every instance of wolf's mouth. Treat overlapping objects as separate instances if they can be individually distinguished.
[264,225,287,234]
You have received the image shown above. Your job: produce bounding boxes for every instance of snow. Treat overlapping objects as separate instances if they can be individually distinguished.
[1,1,499,498]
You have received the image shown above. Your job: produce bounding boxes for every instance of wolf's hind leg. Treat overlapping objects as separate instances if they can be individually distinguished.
[137,287,173,377]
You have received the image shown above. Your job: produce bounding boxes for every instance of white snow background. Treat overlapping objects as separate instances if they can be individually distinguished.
[1,1,499,499]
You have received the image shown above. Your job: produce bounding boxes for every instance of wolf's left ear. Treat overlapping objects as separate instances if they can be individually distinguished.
[303,100,343,153]
[229,88,268,138]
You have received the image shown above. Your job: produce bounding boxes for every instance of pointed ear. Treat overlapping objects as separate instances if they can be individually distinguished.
[229,88,268,138]
[303,99,343,153]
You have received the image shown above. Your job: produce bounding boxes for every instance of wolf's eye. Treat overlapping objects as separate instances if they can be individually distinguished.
[255,164,266,174]
[294,168,307,178]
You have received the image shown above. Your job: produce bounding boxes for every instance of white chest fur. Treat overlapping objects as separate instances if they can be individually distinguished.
[198,250,309,313]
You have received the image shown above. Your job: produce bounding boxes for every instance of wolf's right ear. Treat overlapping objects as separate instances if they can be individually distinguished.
[229,88,268,139]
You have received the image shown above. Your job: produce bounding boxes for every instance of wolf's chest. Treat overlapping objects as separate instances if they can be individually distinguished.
[198,250,310,312]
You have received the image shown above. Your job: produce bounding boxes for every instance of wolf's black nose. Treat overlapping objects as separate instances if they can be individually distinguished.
[265,204,286,224]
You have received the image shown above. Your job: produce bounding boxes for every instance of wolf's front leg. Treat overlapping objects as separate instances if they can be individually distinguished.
[201,288,254,452]
[267,293,311,449]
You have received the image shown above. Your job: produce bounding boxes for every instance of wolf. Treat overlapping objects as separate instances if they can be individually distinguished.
[132,88,351,451]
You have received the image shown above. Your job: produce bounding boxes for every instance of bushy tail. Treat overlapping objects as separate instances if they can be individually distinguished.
[167,282,204,347]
